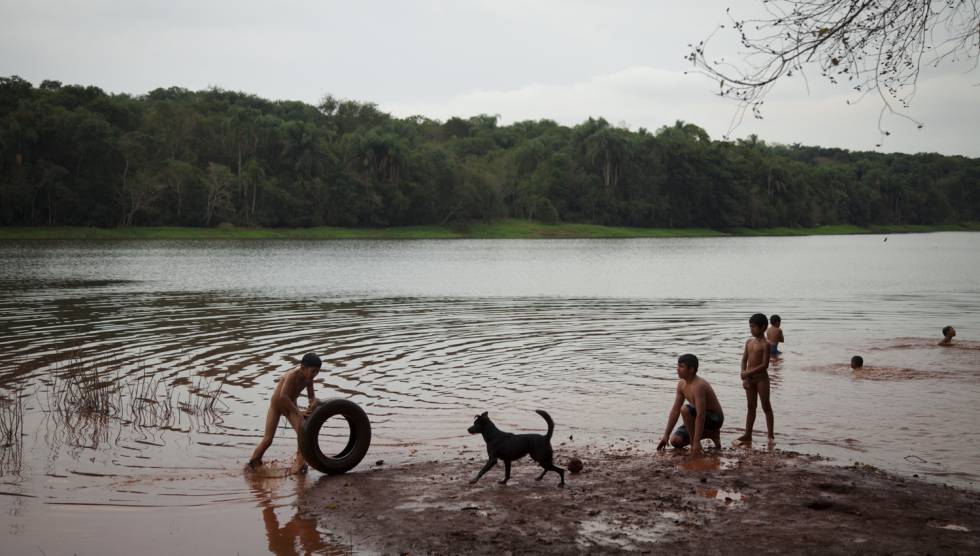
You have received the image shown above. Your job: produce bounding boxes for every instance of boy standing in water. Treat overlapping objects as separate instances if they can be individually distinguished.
[248,353,322,474]
[657,354,724,458]
[938,326,956,346]
[735,314,774,446]
[766,314,784,356]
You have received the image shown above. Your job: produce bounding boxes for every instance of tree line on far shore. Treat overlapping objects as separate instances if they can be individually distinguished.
[1,75,978,229]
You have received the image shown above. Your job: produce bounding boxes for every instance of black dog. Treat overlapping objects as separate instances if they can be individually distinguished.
[467,410,565,487]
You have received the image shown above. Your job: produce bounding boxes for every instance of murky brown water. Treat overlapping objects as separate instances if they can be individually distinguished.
[1,234,979,554]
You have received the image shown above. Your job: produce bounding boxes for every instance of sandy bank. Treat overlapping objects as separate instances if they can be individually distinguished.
[297,447,980,554]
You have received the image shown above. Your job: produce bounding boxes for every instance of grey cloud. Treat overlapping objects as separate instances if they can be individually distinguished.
[1,0,975,156]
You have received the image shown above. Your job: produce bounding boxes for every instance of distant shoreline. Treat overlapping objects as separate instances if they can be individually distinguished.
[1,220,977,240]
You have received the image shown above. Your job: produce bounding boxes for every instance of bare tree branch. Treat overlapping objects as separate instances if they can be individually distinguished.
[689,1,980,140]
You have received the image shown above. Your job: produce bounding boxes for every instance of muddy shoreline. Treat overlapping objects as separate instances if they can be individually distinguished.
[297,446,980,554]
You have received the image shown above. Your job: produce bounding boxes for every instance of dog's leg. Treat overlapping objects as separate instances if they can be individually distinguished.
[499,460,511,484]
[542,463,565,487]
[535,461,566,485]
[470,458,498,484]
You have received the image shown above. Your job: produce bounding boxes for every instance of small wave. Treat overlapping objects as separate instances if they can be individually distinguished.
[803,364,950,381]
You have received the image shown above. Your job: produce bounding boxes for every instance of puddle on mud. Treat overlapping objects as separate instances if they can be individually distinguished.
[577,510,688,550]
[698,488,745,506]
[393,497,483,514]
[678,457,738,472]
[927,521,970,532]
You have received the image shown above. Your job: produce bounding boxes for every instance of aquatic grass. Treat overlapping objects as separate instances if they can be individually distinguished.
[0,389,24,476]
[124,368,227,432]
[51,351,122,418]
[189,375,228,414]
[0,389,24,448]
[40,351,118,422]
[126,370,177,430]
[38,349,230,441]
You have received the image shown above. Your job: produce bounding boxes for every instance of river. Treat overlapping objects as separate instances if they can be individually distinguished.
[1,233,978,553]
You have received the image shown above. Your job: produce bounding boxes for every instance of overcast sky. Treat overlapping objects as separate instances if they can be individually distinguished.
[2,0,978,156]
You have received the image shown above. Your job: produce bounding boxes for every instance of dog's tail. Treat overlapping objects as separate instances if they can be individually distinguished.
[535,409,554,440]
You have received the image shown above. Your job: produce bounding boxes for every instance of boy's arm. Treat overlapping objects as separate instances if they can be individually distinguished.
[739,341,749,378]
[689,384,707,457]
[743,342,772,377]
[657,385,686,450]
[778,329,785,343]
[306,380,316,404]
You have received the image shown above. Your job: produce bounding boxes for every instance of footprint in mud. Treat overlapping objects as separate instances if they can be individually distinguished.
[815,481,857,494]
[804,498,862,515]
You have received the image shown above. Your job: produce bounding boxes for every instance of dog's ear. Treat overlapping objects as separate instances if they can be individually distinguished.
[481,411,488,417]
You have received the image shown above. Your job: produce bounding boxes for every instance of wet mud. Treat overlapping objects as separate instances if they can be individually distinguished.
[299,447,980,555]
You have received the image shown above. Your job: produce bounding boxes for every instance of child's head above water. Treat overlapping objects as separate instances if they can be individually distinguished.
[769,314,781,327]
[749,313,768,336]
[942,325,956,339]
[850,355,863,370]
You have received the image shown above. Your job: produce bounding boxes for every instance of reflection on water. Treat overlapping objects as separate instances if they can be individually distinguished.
[1,234,979,553]
[250,474,352,556]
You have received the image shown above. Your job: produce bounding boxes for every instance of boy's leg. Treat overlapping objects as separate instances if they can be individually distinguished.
[758,378,775,440]
[736,381,758,444]
[283,409,308,473]
[706,416,722,449]
[670,405,695,449]
[707,429,721,449]
[249,404,282,467]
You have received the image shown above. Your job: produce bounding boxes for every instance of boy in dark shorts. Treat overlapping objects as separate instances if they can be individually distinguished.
[657,354,724,458]
[248,353,322,474]
[735,313,773,446]
[766,314,784,356]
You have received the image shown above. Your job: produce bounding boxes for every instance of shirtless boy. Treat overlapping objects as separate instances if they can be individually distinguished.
[248,353,322,473]
[938,325,956,346]
[766,314,784,356]
[656,354,724,458]
[736,313,774,445]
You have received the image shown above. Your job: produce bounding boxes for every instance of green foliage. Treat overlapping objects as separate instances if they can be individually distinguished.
[1,76,978,230]
[2,221,977,240]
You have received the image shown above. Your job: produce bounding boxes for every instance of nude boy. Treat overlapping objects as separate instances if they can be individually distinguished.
[657,354,724,458]
[766,314,784,356]
[736,313,774,445]
[248,353,322,473]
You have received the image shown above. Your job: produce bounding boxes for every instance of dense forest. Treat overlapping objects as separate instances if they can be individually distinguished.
[1,75,978,229]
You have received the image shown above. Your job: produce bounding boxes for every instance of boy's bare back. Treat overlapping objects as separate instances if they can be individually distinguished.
[680,376,723,417]
[765,326,783,345]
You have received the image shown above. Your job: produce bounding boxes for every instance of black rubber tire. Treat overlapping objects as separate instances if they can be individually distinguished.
[299,398,371,475]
